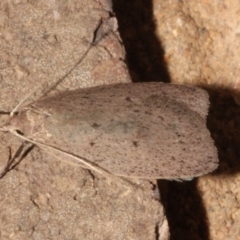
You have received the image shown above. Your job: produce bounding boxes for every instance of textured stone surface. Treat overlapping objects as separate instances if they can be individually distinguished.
[153,1,240,239]
[153,0,240,91]
[113,1,240,240]
[2,0,240,240]
[0,1,166,240]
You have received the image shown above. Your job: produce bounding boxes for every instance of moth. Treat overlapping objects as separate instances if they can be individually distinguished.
[1,82,218,180]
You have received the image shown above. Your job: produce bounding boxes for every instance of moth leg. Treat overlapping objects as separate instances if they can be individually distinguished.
[9,130,144,190]
[0,142,34,179]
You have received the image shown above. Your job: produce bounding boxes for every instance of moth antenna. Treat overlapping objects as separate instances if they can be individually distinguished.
[0,89,38,130]
[9,128,111,177]
[0,142,34,179]
[42,21,117,97]
[40,44,94,98]
[9,43,94,116]
[9,129,142,189]
[9,21,113,113]
[10,85,41,117]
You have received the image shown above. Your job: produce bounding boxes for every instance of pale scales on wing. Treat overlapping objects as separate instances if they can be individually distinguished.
[2,82,218,180]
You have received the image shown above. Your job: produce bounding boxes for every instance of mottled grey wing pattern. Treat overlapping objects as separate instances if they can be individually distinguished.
[14,83,218,179]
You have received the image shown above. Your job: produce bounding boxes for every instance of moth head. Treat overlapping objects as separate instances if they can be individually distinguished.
[0,111,27,136]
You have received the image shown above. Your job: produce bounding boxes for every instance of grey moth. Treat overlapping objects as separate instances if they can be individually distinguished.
[1,82,218,179]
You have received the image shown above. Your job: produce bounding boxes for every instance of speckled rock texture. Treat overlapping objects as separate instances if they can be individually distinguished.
[153,0,240,91]
[0,1,167,240]
[113,1,240,240]
[1,0,239,240]
[153,1,240,240]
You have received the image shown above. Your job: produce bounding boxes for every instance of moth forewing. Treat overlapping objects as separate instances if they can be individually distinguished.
[2,82,218,180]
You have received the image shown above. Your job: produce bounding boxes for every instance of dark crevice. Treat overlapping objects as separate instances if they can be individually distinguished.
[155,222,160,240]
[112,1,211,239]
[112,0,171,83]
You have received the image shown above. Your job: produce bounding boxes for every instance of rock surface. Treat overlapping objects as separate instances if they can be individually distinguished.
[113,1,240,240]
[0,1,166,240]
